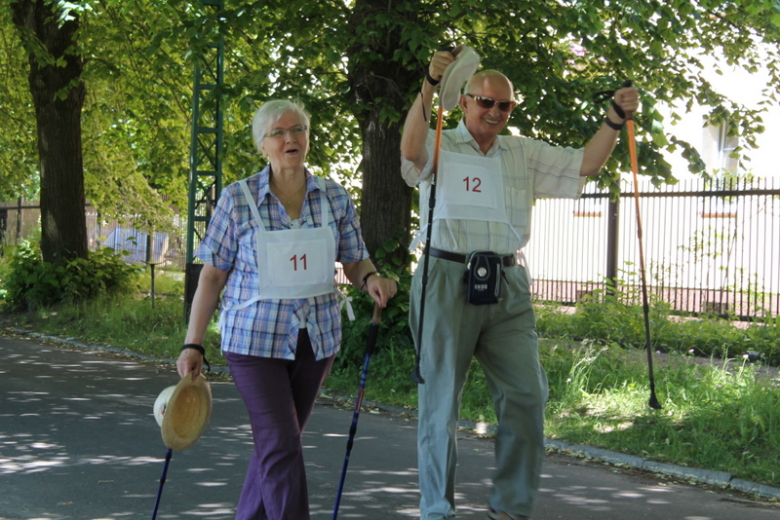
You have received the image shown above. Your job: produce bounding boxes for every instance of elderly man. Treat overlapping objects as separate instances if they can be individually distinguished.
[400,49,639,520]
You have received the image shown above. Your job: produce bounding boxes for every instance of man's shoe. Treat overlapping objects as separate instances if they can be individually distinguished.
[486,510,529,520]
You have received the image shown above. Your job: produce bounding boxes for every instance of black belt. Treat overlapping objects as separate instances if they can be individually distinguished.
[427,247,517,267]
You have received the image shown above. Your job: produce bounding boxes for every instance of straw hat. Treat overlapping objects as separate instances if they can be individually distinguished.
[153,374,213,451]
[438,45,481,111]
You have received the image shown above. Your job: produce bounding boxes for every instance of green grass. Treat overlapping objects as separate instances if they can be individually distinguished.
[139,267,185,297]
[2,277,779,488]
[541,340,779,485]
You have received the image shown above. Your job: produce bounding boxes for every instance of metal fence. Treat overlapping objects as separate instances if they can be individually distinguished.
[0,201,188,270]
[527,176,780,319]
[4,177,780,319]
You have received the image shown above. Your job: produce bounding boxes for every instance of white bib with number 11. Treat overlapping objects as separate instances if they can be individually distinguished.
[267,233,330,288]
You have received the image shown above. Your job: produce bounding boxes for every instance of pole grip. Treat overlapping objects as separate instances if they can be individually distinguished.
[620,80,634,121]
[365,304,382,357]
[371,303,383,325]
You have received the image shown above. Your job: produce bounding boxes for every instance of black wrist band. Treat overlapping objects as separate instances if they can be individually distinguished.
[426,70,440,86]
[361,271,378,290]
[611,99,626,120]
[182,344,211,372]
[182,343,205,355]
[604,116,624,131]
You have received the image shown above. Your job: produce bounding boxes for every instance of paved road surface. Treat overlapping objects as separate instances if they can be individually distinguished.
[1,334,777,519]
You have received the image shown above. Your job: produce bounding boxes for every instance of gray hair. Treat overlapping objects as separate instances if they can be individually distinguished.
[251,99,310,151]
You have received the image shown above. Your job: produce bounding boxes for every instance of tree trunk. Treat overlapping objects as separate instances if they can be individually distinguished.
[347,0,418,266]
[355,110,414,263]
[11,0,88,262]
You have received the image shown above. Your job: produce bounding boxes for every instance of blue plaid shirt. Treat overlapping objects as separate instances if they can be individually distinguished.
[195,166,368,360]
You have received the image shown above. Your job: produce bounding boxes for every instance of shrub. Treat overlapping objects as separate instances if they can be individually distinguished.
[1,242,142,311]
[335,236,414,372]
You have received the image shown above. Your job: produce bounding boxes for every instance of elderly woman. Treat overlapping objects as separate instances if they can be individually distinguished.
[176,99,397,520]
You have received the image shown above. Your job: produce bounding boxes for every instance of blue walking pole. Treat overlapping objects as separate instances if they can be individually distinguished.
[151,448,173,520]
[332,304,382,519]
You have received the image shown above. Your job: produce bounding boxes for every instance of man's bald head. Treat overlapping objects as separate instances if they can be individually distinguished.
[463,70,515,100]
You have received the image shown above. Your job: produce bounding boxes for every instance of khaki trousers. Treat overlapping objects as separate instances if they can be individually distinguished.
[410,256,548,519]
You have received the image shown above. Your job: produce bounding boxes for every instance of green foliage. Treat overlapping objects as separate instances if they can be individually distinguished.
[138,268,185,297]
[327,234,419,409]
[1,242,142,311]
[78,0,193,229]
[0,254,8,301]
[11,291,221,362]
[542,339,780,486]
[535,282,780,360]
[335,235,414,372]
[0,4,40,200]
[4,0,780,226]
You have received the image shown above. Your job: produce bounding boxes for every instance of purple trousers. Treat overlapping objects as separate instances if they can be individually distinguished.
[225,330,334,520]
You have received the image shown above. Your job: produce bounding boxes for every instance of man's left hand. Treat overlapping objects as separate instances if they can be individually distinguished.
[614,86,640,120]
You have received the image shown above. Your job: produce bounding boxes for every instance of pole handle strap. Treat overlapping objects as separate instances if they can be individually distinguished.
[592,79,633,120]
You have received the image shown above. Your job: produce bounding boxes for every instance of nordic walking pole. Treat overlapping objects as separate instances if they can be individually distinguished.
[410,102,444,384]
[410,45,479,383]
[151,448,173,520]
[623,80,662,410]
[332,303,383,519]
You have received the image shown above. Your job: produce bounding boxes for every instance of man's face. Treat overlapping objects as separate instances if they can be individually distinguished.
[460,75,516,146]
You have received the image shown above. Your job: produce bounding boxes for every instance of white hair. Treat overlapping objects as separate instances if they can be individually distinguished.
[251,99,310,151]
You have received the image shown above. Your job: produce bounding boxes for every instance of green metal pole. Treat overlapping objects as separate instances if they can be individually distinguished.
[184,0,224,322]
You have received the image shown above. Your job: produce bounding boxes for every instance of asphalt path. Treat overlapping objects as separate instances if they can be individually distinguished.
[1,333,778,519]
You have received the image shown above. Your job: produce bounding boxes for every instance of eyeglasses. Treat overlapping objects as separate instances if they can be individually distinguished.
[466,94,516,113]
[264,125,308,139]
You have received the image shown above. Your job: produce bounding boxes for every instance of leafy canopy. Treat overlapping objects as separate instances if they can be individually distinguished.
[1,0,779,215]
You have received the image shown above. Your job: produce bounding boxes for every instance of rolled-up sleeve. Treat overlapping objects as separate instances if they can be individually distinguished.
[401,130,436,187]
[195,187,238,271]
[527,140,585,199]
[332,183,369,265]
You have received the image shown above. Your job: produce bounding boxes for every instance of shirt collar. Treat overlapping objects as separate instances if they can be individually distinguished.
[257,165,319,199]
[456,118,508,155]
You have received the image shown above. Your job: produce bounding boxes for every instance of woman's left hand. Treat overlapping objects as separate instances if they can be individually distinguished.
[366,275,397,308]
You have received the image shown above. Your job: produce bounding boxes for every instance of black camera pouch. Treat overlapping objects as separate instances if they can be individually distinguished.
[464,251,503,305]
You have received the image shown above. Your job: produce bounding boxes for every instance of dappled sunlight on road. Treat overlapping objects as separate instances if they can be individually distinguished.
[0,341,250,518]
[3,335,777,519]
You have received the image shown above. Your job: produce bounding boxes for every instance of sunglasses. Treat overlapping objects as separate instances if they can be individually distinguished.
[466,94,516,112]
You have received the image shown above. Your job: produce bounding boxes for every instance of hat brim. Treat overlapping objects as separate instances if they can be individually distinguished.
[153,385,176,427]
[439,45,481,111]
[161,374,213,451]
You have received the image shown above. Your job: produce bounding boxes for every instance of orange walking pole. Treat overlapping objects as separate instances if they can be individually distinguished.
[624,80,662,410]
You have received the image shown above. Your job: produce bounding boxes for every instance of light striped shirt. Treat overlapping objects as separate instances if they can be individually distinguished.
[195,166,368,360]
[402,119,585,253]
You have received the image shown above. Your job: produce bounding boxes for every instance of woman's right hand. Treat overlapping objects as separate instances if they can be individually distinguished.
[365,275,398,308]
[177,348,204,379]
